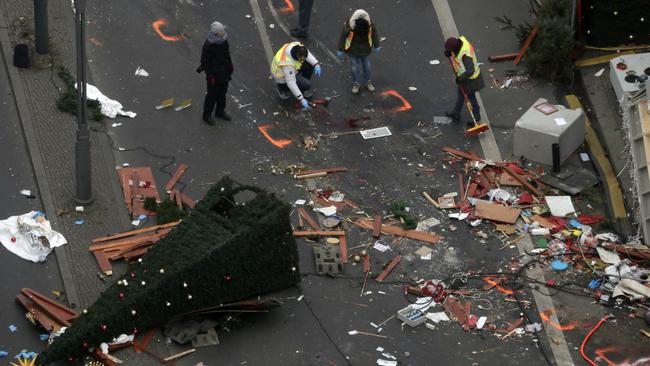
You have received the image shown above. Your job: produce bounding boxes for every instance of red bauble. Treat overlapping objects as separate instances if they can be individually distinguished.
[118,292,125,300]
[130,272,136,279]
[83,340,89,348]
[100,324,108,331]
[133,327,139,335]
[224,274,232,281]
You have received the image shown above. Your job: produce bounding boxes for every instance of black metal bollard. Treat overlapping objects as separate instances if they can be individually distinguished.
[34,0,49,54]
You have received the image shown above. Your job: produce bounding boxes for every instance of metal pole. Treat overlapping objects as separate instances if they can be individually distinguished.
[570,0,577,33]
[34,0,48,54]
[74,0,92,204]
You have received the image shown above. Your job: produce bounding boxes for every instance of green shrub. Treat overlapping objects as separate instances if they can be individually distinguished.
[56,66,103,121]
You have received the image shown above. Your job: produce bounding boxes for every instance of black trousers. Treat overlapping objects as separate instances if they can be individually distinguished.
[203,78,228,118]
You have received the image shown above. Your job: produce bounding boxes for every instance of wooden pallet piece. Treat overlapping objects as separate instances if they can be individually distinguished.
[179,192,196,209]
[165,163,188,192]
[294,167,348,178]
[174,189,183,209]
[375,255,401,282]
[15,294,61,332]
[21,288,78,326]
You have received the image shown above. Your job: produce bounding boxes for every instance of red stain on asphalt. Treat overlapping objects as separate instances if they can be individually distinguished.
[278,0,295,13]
[258,125,292,148]
[380,90,412,113]
[152,19,184,42]
[539,309,578,331]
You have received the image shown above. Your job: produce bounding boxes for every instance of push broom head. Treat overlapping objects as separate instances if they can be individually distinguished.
[465,122,490,136]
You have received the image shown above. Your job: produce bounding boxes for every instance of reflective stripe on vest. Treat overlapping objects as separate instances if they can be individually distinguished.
[271,42,303,79]
[344,28,373,51]
[451,36,480,79]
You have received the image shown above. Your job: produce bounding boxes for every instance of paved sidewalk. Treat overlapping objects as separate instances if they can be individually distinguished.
[0,0,131,311]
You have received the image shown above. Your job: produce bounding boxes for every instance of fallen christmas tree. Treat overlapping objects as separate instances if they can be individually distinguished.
[39,177,300,364]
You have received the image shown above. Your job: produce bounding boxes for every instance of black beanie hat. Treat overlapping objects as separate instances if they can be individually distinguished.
[290,45,308,60]
[354,18,370,32]
[444,37,462,55]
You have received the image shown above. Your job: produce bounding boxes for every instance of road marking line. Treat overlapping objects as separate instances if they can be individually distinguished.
[431,0,501,161]
[432,0,574,364]
[249,0,274,62]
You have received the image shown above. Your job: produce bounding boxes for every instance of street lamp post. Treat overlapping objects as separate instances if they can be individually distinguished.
[74,0,92,204]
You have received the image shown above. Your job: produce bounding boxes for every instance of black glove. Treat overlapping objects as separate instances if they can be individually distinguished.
[444,50,452,57]
[196,66,203,73]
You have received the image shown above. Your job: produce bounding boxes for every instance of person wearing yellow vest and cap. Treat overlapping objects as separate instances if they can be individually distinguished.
[270,42,321,110]
[444,36,485,126]
[337,9,380,94]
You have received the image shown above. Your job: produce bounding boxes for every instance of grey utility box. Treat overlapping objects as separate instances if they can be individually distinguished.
[513,98,584,166]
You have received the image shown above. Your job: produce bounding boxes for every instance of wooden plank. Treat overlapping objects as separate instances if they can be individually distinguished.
[500,165,543,196]
[117,167,161,218]
[106,240,153,260]
[531,215,556,229]
[313,196,346,211]
[298,208,320,230]
[93,348,119,366]
[293,230,345,237]
[514,26,538,65]
[372,215,382,238]
[339,235,348,264]
[363,254,371,273]
[174,189,183,210]
[343,199,359,209]
[123,246,151,262]
[93,250,113,275]
[566,95,627,220]
[488,53,518,62]
[179,192,196,209]
[294,167,348,177]
[163,348,196,362]
[89,229,171,252]
[134,329,157,353]
[353,219,441,244]
[375,255,401,282]
[92,221,180,243]
[442,146,483,161]
[165,163,188,192]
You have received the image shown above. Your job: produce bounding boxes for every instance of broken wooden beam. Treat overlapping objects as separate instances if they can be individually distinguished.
[165,163,188,192]
[363,254,371,273]
[163,348,196,362]
[442,146,483,161]
[500,164,543,196]
[179,192,196,209]
[488,53,518,63]
[372,215,382,238]
[174,189,183,209]
[292,230,346,237]
[339,235,348,264]
[294,167,348,178]
[89,229,172,252]
[375,255,401,282]
[514,26,538,65]
[298,208,320,230]
[353,218,441,244]
[93,250,113,275]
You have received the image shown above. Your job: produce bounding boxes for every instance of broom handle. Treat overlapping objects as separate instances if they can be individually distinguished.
[447,57,479,125]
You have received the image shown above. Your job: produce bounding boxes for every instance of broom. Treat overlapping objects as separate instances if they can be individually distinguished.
[447,57,490,136]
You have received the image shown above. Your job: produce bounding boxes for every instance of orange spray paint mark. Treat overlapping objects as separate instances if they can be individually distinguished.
[152,19,184,42]
[539,309,578,331]
[381,90,412,113]
[278,0,296,13]
[258,125,292,148]
[595,347,622,366]
[482,277,514,295]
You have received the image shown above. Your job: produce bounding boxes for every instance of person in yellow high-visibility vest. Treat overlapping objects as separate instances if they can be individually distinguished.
[270,42,321,110]
[444,36,485,125]
[337,9,380,95]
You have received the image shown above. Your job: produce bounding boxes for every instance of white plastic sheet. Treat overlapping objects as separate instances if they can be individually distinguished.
[0,211,67,262]
[75,82,137,118]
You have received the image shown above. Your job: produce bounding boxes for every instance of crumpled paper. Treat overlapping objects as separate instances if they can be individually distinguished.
[75,82,137,118]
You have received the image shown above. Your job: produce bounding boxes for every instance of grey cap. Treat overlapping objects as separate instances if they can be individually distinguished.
[210,21,225,34]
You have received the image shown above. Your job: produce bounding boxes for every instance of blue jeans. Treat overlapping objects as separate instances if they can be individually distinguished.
[453,86,481,122]
[349,56,371,84]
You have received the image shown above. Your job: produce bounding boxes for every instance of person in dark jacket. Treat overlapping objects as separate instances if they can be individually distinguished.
[196,21,233,125]
[444,36,485,125]
[290,0,314,38]
[337,9,380,94]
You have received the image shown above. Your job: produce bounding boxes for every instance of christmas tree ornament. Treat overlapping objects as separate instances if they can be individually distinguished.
[159,268,165,274]
[131,310,137,316]
[187,294,193,300]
